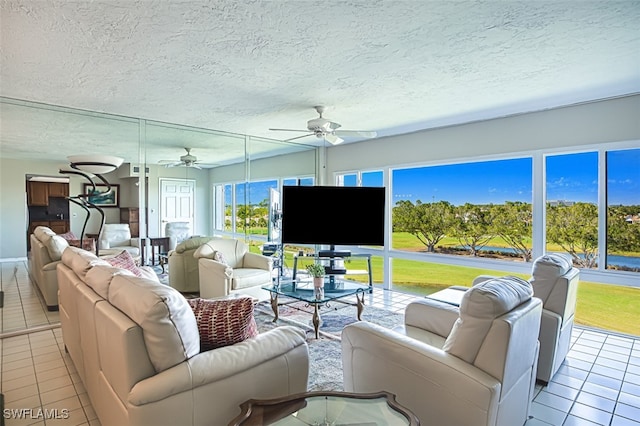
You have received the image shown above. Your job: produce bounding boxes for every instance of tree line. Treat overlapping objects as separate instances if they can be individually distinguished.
[393,200,640,268]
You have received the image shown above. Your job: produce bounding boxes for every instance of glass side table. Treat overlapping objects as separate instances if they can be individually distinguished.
[229,390,420,425]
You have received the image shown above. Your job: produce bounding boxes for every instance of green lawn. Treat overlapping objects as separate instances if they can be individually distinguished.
[249,239,640,336]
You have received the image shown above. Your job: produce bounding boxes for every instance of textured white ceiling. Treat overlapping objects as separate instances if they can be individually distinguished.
[1,0,639,166]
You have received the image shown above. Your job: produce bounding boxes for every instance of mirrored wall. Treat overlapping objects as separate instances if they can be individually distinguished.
[0,97,318,333]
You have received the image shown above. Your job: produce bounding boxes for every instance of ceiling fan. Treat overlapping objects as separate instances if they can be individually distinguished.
[269,106,377,145]
[158,148,204,169]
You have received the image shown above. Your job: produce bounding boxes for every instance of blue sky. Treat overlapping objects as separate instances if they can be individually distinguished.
[393,149,640,206]
[234,149,640,207]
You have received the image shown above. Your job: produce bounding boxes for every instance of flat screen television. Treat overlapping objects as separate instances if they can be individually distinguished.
[281,185,385,248]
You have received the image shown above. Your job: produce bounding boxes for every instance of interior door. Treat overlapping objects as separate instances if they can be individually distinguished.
[160,178,195,236]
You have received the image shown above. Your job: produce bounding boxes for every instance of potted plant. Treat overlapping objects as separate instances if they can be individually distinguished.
[306,262,326,299]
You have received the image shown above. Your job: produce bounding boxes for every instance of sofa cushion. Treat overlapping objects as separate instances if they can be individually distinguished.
[232,268,272,290]
[62,246,109,280]
[45,235,69,261]
[105,250,143,277]
[443,276,533,363]
[85,264,135,299]
[34,226,55,241]
[175,236,215,254]
[108,275,200,372]
[193,240,217,259]
[187,297,258,351]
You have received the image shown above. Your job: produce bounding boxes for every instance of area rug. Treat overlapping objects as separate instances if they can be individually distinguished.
[253,299,404,391]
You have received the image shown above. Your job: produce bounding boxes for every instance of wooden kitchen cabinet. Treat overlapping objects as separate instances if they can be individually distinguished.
[27,181,49,206]
[48,182,69,198]
[48,220,69,234]
[27,181,69,205]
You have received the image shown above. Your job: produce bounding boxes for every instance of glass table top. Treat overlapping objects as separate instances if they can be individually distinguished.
[231,391,419,425]
[263,278,368,304]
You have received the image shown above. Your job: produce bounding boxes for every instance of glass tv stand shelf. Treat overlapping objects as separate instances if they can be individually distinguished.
[291,251,373,293]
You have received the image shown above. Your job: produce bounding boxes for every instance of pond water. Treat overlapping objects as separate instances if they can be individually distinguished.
[456,246,640,269]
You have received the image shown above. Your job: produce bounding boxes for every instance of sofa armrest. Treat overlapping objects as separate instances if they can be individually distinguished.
[404,298,460,338]
[128,326,308,405]
[42,260,63,272]
[243,252,273,270]
[198,258,234,298]
[342,322,500,425]
[129,239,140,248]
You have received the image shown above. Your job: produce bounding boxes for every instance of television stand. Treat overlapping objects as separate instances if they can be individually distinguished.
[318,250,352,258]
[292,251,373,293]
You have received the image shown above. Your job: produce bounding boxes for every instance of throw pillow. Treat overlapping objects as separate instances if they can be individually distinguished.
[57,231,78,241]
[213,250,228,265]
[105,250,143,277]
[187,297,258,351]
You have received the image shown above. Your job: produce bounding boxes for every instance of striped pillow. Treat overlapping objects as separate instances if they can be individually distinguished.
[187,297,258,351]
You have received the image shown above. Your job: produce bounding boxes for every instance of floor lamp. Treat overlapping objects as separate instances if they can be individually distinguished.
[60,155,123,256]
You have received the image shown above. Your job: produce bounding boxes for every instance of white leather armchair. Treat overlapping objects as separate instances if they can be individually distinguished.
[342,277,542,426]
[164,221,191,251]
[98,223,140,258]
[529,254,579,382]
[470,254,579,383]
[195,238,273,301]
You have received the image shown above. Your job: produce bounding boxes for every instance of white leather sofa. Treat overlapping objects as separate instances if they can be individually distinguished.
[168,236,217,292]
[195,238,273,301]
[57,246,309,426]
[342,277,542,426]
[29,226,69,310]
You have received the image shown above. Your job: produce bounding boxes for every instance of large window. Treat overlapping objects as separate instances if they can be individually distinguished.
[545,152,599,268]
[391,158,533,261]
[606,148,640,271]
[214,176,314,239]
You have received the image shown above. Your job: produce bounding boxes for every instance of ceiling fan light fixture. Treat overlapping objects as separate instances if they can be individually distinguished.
[67,154,124,174]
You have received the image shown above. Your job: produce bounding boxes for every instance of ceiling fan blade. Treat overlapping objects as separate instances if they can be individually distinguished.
[334,130,377,138]
[269,128,310,133]
[284,133,314,142]
[325,133,344,145]
[191,164,202,170]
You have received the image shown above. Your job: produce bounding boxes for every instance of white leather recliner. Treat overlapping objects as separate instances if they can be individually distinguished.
[195,238,273,301]
[164,221,191,251]
[470,254,579,383]
[342,276,542,426]
[527,254,579,382]
[98,223,140,258]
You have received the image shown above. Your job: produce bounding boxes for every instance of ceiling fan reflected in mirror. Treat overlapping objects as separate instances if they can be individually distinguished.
[158,148,204,169]
[269,106,377,145]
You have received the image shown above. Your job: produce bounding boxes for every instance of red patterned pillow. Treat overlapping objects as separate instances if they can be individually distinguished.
[57,231,78,241]
[187,297,258,351]
[105,250,143,277]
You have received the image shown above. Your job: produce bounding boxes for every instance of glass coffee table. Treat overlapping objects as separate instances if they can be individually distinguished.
[262,278,368,339]
[229,390,420,425]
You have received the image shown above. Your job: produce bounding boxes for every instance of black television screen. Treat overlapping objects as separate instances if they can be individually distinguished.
[281,186,385,246]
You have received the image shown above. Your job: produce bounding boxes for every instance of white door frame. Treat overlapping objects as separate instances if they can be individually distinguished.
[159,178,196,236]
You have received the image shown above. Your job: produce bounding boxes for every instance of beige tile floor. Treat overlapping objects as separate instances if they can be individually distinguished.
[2,260,639,426]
